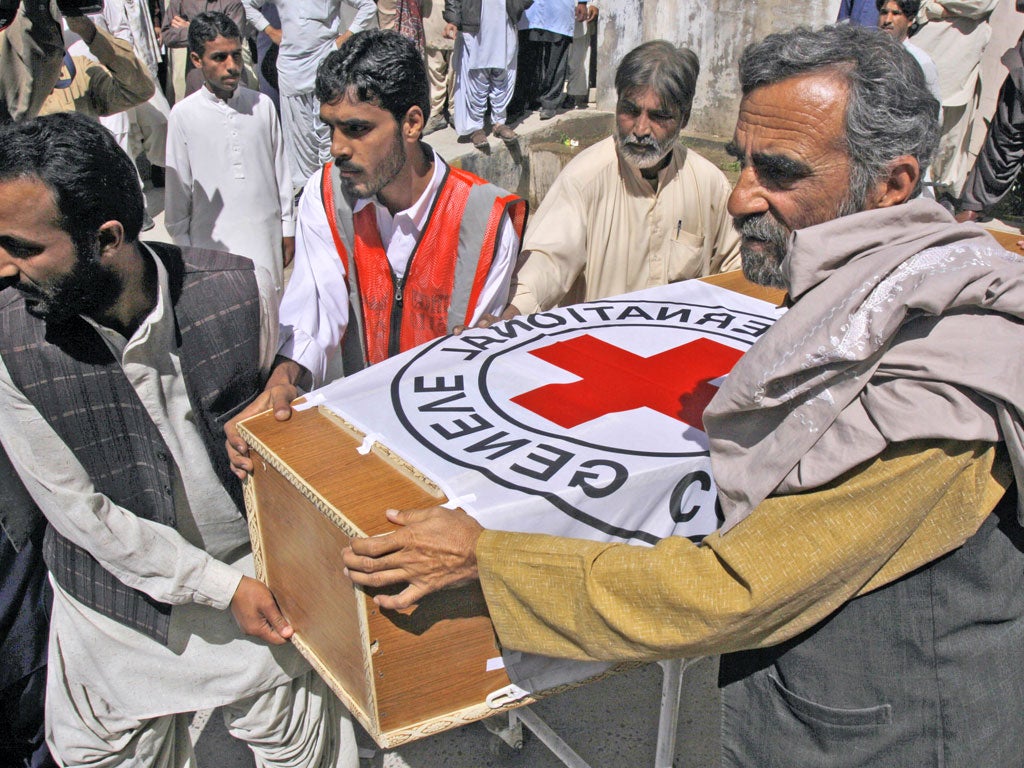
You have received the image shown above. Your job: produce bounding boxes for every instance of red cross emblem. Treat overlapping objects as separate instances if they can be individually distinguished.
[510,334,744,431]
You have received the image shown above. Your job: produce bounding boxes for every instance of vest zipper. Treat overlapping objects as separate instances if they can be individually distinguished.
[389,268,406,359]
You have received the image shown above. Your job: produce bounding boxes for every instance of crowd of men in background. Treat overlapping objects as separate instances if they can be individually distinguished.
[3,0,1024,766]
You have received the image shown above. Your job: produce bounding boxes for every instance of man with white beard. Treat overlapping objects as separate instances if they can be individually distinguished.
[505,39,740,313]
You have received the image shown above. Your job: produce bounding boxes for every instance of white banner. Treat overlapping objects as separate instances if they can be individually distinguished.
[305,280,785,546]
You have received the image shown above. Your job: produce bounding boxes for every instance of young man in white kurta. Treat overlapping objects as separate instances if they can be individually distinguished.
[165,17,294,296]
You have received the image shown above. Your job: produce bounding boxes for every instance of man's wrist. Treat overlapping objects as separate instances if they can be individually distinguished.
[269,355,312,392]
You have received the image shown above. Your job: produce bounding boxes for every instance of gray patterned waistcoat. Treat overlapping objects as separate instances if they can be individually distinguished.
[0,243,261,645]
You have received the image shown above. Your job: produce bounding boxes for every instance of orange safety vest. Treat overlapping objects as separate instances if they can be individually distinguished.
[321,159,527,369]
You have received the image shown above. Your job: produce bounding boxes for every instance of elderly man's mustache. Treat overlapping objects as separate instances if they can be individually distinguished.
[621,135,661,150]
[734,211,788,243]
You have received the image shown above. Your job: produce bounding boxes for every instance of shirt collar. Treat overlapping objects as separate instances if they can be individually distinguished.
[352,143,448,228]
[197,84,240,108]
[82,244,172,356]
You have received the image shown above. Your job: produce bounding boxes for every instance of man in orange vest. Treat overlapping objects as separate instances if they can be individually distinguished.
[227,28,526,477]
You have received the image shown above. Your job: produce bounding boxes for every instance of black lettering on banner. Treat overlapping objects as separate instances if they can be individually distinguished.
[735,319,772,338]
[511,444,573,481]
[490,317,535,339]
[581,305,613,321]
[695,311,736,329]
[414,375,465,393]
[656,306,692,323]
[452,336,508,352]
[418,393,473,413]
[439,346,483,362]
[431,414,493,439]
[464,431,531,460]
[527,313,568,329]
[564,306,587,323]
[617,306,652,321]
[669,470,713,523]
[569,459,628,498]
[414,376,475,412]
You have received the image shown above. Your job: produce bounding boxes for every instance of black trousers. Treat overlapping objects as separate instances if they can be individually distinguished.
[510,29,572,115]
[959,41,1024,213]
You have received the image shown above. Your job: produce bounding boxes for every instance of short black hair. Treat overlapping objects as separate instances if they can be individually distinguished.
[0,111,144,244]
[315,28,430,125]
[874,0,921,17]
[188,11,241,57]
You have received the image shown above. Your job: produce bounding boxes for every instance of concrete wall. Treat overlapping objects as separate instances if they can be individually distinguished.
[593,0,840,137]
[592,0,1024,142]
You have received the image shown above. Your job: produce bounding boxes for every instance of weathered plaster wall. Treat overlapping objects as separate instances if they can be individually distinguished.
[593,1,836,136]
[593,0,1024,142]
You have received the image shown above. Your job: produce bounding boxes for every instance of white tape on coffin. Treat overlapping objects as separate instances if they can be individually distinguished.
[357,432,383,455]
[292,392,325,411]
[441,493,477,510]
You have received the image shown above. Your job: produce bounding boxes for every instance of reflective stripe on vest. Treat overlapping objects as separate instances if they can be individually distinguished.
[321,159,527,369]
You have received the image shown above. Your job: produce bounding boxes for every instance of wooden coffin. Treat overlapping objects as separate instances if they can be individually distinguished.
[241,407,631,747]
[240,272,784,748]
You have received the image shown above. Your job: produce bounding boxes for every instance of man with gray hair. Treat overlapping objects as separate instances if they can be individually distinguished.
[506,39,740,314]
[344,23,1024,765]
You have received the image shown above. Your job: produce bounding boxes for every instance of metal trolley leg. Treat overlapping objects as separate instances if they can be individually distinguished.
[654,659,686,768]
[512,706,592,768]
[483,658,690,768]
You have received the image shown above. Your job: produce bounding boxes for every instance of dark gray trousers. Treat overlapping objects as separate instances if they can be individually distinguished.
[719,491,1024,767]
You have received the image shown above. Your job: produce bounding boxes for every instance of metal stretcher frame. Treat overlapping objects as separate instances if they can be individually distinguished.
[481,658,694,768]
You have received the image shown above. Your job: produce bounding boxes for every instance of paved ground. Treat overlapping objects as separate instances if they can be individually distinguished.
[145,106,725,768]
[190,657,720,768]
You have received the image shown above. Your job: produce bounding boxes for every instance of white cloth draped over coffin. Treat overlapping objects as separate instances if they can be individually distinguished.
[299,280,785,694]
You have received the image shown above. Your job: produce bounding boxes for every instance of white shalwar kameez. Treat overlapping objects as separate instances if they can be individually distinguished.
[165,85,295,295]
[0,252,357,768]
[453,0,517,135]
